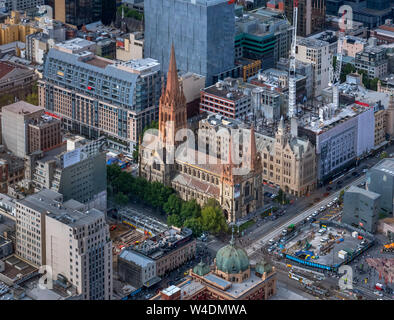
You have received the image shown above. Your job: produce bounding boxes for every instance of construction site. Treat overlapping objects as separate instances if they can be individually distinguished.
[283,221,375,272]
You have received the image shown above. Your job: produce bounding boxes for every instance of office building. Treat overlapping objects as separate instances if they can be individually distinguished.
[341,36,367,58]
[276,57,314,99]
[45,197,113,300]
[1,102,46,158]
[152,238,277,300]
[49,0,116,27]
[284,0,326,37]
[355,46,388,79]
[179,72,206,119]
[121,227,195,279]
[342,186,381,233]
[366,158,394,215]
[15,188,112,299]
[200,79,253,120]
[39,48,162,154]
[352,0,393,29]
[144,0,235,85]
[25,135,107,212]
[295,37,331,97]
[116,32,144,61]
[298,102,375,183]
[235,8,292,70]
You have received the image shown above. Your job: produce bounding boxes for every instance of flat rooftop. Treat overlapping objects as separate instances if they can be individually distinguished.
[2,101,43,115]
[346,185,381,200]
[299,103,371,134]
[1,255,37,282]
[55,38,95,51]
[84,56,113,69]
[372,158,394,177]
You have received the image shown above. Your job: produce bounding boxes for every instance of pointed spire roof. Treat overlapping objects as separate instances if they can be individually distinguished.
[279,116,284,129]
[166,44,180,96]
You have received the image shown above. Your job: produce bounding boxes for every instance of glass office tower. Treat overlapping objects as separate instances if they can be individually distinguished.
[144,0,235,85]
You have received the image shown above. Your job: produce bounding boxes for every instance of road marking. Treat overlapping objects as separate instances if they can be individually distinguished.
[246,175,366,256]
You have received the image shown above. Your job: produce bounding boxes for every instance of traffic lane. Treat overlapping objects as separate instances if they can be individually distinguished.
[245,175,366,255]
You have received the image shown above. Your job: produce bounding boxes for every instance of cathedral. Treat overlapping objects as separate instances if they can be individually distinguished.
[139,46,263,223]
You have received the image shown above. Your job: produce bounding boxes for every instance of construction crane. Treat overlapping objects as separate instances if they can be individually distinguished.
[329,9,347,111]
[288,0,298,118]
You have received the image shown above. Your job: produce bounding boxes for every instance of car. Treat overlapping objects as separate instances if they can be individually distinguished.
[337,180,343,185]
[333,197,339,202]
[268,239,275,245]
[326,186,332,191]
[271,194,277,199]
[267,247,274,253]
[374,291,383,297]
[312,212,318,217]
[282,229,287,235]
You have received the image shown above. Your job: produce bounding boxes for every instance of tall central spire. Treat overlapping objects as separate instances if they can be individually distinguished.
[166,44,180,97]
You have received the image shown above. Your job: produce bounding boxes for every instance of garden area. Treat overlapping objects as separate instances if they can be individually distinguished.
[107,164,228,237]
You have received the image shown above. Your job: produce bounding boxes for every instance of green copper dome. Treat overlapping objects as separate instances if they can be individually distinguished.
[216,241,250,274]
[255,260,272,275]
[193,261,210,276]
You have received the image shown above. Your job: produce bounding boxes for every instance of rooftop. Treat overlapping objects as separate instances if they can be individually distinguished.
[55,38,95,51]
[2,101,43,115]
[129,227,193,260]
[297,37,330,49]
[346,185,381,200]
[203,80,250,101]
[18,189,104,227]
[371,158,394,177]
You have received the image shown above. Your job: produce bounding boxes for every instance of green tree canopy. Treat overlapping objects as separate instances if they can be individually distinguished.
[114,192,129,206]
[180,199,201,221]
[163,194,183,216]
[201,200,228,235]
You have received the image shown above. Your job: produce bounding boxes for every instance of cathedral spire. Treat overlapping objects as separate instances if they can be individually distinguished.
[166,44,180,98]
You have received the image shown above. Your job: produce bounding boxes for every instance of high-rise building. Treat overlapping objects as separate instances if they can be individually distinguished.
[144,0,235,85]
[25,135,108,212]
[295,37,331,97]
[235,8,293,70]
[284,0,326,37]
[15,189,113,299]
[47,0,116,27]
[355,46,388,79]
[1,101,61,159]
[39,47,162,154]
